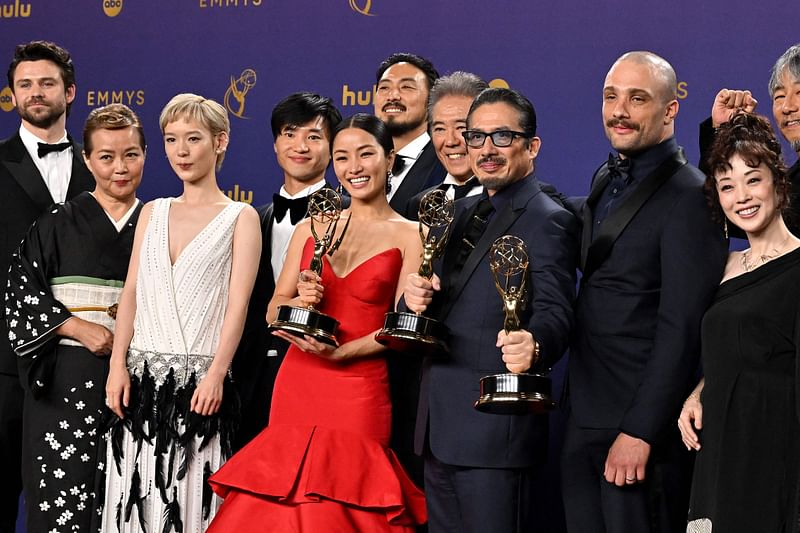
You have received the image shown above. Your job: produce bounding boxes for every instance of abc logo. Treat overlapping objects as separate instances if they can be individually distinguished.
[0,87,14,113]
[103,0,123,17]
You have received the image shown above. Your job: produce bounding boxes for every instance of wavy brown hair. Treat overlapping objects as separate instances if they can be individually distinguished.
[704,112,790,223]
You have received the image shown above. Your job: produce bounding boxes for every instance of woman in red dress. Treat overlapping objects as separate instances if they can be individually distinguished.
[208,113,427,532]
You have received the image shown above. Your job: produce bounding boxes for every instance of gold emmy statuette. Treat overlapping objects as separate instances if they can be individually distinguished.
[375,189,454,356]
[474,235,555,415]
[270,188,350,347]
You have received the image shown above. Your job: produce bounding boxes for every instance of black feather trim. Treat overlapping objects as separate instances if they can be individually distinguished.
[202,461,212,521]
[162,487,183,533]
[115,495,123,532]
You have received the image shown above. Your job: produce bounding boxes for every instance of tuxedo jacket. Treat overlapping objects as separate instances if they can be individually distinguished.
[0,132,94,375]
[413,175,579,468]
[389,141,446,215]
[569,150,727,444]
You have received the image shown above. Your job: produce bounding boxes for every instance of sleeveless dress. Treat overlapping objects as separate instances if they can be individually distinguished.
[687,248,800,533]
[99,198,246,533]
[208,237,427,532]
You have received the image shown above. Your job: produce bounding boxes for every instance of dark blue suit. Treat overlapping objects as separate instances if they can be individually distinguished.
[562,140,727,533]
[413,175,578,532]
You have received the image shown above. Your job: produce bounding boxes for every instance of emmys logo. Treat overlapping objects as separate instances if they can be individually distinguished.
[0,87,14,112]
[199,0,262,7]
[224,69,257,119]
[349,0,374,15]
[102,0,122,16]
[677,81,688,99]
[489,78,509,89]
[0,0,30,18]
[226,184,253,204]
[86,89,145,107]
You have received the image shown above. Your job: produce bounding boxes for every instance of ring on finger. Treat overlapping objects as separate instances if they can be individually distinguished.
[625,477,636,483]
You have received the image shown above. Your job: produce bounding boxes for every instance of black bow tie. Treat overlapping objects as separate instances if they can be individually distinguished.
[607,153,631,176]
[37,141,72,158]
[392,155,411,175]
[449,177,480,200]
[273,194,310,225]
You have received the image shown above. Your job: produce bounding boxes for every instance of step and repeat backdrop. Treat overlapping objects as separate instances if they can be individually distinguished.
[0,0,796,205]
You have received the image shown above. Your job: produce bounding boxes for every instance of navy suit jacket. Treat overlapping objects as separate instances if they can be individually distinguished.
[413,175,579,468]
[389,141,446,215]
[569,149,727,444]
[0,132,93,375]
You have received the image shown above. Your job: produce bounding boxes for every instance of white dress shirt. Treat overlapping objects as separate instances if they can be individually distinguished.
[270,179,327,283]
[386,132,430,202]
[19,124,73,204]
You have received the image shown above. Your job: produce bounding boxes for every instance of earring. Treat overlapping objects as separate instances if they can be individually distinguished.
[723,219,729,239]
[386,170,394,195]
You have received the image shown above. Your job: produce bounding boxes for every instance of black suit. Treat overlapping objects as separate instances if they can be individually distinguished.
[412,175,578,532]
[0,132,93,532]
[563,140,728,533]
[389,141,446,216]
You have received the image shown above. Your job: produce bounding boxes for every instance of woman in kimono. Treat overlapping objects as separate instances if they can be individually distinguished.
[5,103,145,532]
[101,94,261,532]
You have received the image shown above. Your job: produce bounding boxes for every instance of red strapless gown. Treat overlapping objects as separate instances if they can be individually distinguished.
[208,238,427,532]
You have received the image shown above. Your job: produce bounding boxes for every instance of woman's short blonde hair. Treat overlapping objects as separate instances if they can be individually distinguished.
[159,93,230,170]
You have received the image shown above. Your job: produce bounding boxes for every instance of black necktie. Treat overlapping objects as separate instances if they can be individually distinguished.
[452,177,480,200]
[37,141,71,158]
[272,194,309,225]
[453,197,495,273]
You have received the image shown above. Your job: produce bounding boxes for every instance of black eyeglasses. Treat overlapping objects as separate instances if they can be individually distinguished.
[462,129,531,148]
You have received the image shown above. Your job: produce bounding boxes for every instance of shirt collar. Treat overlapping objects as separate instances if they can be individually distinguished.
[19,124,69,159]
[620,137,679,182]
[397,131,430,160]
[487,173,531,212]
[278,179,327,200]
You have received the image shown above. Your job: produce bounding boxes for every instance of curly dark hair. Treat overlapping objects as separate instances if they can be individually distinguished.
[704,112,790,223]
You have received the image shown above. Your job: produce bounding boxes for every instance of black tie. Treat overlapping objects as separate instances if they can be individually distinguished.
[272,194,309,225]
[453,197,495,274]
[452,177,480,200]
[392,154,410,175]
[37,141,71,158]
[607,153,630,178]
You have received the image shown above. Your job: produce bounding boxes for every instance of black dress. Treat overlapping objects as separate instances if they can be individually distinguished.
[4,192,141,533]
[687,247,800,533]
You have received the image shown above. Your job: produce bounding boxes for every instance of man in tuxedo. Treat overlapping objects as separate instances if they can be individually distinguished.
[403,87,578,532]
[562,51,728,533]
[374,52,446,214]
[698,43,800,235]
[0,40,94,532]
[231,92,341,451]
[405,71,488,221]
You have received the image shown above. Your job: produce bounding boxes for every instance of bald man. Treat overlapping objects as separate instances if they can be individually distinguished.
[562,52,727,533]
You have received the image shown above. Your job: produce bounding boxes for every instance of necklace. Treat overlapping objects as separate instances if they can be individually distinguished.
[741,235,791,272]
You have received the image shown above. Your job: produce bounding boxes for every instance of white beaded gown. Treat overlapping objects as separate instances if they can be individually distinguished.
[99,198,246,533]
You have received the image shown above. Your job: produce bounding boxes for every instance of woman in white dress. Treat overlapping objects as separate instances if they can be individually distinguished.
[101,93,261,532]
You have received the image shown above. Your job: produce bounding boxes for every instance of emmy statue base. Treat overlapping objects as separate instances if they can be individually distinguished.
[271,305,339,347]
[474,372,555,414]
[375,311,449,355]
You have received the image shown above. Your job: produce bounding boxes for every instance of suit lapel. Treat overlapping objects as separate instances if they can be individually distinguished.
[580,165,611,270]
[439,179,535,321]
[2,133,53,210]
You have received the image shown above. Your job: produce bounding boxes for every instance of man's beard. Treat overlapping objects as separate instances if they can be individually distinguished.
[17,100,65,130]
[384,116,425,138]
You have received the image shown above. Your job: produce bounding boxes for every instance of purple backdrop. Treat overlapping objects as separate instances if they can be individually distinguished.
[1,1,796,531]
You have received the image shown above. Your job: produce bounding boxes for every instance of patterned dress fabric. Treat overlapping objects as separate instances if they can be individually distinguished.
[100,198,245,533]
[207,238,427,532]
[4,192,140,533]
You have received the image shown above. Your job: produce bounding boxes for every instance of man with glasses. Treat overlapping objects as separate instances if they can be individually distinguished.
[403,87,578,532]
[562,51,727,533]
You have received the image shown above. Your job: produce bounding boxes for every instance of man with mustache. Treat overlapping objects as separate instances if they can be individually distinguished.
[562,51,727,533]
[698,43,800,235]
[0,40,93,532]
[403,87,578,532]
[374,52,446,215]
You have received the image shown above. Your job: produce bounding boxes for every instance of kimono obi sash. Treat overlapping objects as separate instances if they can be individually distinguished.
[50,276,124,347]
